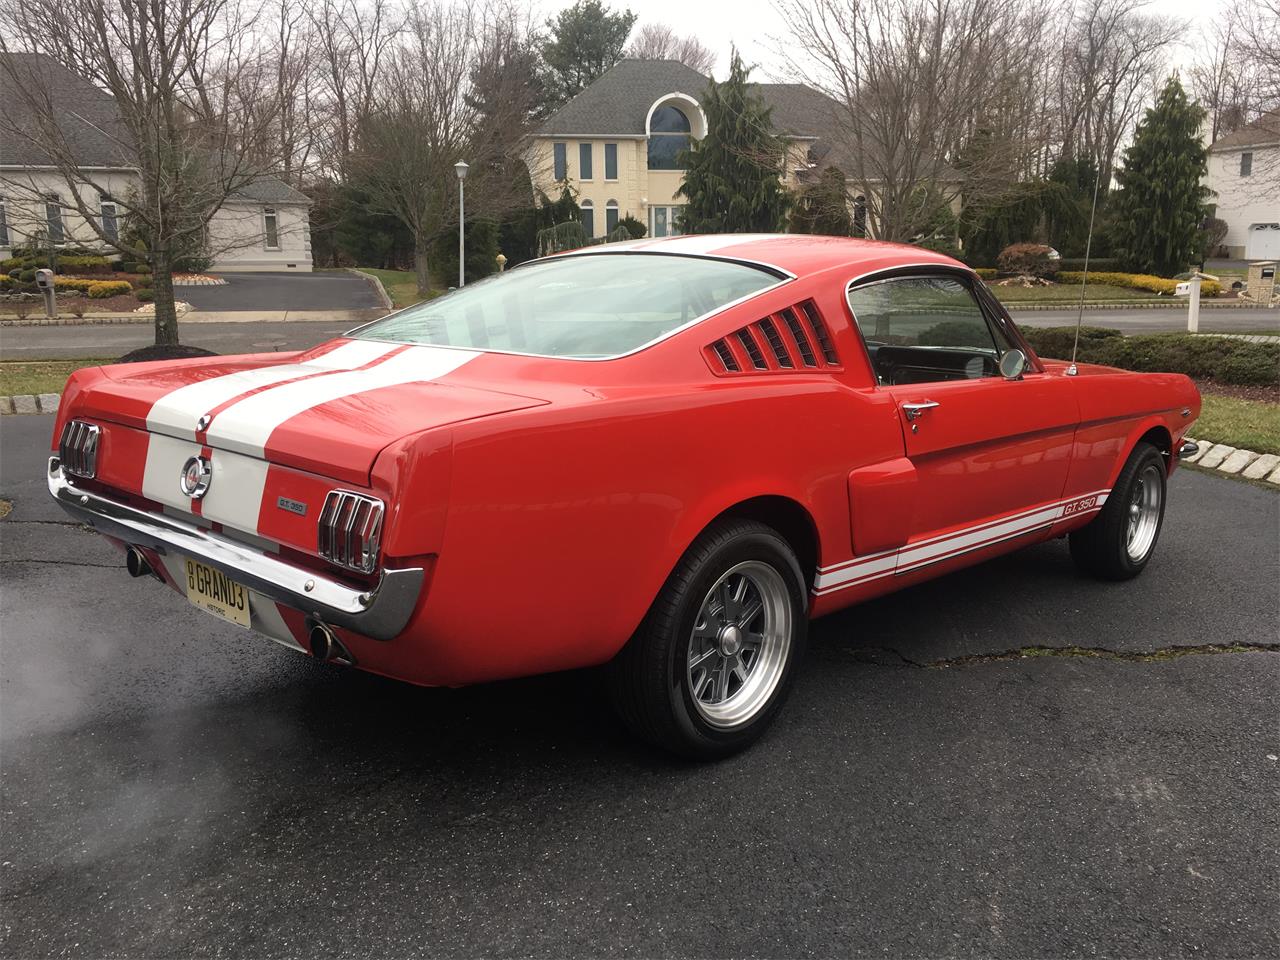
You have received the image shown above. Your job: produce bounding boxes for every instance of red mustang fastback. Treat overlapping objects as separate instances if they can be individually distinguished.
[49,236,1201,756]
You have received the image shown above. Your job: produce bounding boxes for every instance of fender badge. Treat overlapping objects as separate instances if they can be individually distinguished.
[180,455,213,499]
[277,496,307,516]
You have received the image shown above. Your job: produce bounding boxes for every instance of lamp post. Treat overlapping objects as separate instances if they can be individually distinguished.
[454,161,469,287]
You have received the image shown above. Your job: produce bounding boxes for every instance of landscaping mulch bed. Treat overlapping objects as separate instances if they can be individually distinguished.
[1195,379,1280,404]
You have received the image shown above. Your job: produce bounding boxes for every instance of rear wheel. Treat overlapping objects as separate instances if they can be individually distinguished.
[609,519,807,759]
[1069,441,1167,580]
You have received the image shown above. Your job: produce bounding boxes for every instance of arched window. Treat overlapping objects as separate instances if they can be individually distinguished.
[605,200,619,235]
[648,105,691,170]
[580,199,595,237]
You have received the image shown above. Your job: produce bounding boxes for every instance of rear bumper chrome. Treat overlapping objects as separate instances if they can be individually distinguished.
[48,457,421,640]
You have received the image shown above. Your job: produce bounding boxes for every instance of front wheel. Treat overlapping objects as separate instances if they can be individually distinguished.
[608,519,807,759]
[1069,441,1167,580]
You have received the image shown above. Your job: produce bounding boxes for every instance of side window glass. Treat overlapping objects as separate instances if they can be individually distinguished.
[847,276,1013,385]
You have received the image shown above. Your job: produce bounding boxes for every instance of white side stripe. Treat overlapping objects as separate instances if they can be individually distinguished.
[203,345,480,458]
[814,491,1110,596]
[146,341,399,440]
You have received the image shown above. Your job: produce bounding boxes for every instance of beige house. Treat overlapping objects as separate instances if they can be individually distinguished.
[0,53,312,272]
[528,59,849,239]
[1205,111,1280,261]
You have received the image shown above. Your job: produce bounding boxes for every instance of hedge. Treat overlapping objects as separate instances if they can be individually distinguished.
[1058,271,1223,297]
[55,254,111,274]
[53,277,96,292]
[1023,326,1278,387]
[974,267,997,280]
[1057,257,1118,272]
[87,280,133,299]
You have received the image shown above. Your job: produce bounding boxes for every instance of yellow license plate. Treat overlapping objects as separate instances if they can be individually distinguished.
[183,558,251,628]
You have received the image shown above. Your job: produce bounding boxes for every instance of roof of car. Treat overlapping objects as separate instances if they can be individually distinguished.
[555,234,967,278]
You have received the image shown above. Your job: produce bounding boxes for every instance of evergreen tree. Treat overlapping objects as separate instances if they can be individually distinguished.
[676,52,791,234]
[542,1,637,106]
[791,166,854,236]
[1111,77,1209,276]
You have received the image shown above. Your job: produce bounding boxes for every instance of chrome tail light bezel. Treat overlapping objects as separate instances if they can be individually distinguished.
[317,490,385,574]
[58,419,101,479]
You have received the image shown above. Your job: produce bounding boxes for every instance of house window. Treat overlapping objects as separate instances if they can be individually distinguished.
[581,200,594,237]
[1241,151,1253,176]
[0,200,8,247]
[579,143,593,180]
[553,142,567,180]
[605,143,618,180]
[649,205,684,238]
[606,201,619,235]
[99,198,118,242]
[264,207,279,249]
[45,197,65,243]
[648,105,691,170]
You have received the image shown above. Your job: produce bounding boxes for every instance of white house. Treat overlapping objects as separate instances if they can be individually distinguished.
[1205,110,1280,261]
[0,53,312,272]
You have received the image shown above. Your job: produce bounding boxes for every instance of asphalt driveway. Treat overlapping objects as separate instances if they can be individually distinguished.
[1,414,1277,958]
[180,271,383,311]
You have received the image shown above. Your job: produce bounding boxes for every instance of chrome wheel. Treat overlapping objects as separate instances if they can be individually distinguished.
[1125,462,1164,561]
[686,560,792,729]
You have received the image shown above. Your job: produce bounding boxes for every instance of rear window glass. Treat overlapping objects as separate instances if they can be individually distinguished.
[352,254,781,359]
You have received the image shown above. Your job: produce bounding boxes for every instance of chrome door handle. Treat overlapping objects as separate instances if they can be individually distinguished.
[902,401,940,421]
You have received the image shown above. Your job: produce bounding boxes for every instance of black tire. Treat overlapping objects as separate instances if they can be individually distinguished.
[608,518,808,759]
[1069,441,1167,581]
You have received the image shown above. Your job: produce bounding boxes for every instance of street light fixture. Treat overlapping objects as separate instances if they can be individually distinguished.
[454,161,469,287]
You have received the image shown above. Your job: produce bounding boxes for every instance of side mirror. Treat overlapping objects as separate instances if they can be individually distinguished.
[999,348,1026,381]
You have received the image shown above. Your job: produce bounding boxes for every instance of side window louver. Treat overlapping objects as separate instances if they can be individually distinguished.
[705,299,840,375]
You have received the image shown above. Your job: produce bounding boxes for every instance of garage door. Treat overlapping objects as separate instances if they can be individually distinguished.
[1246,223,1280,260]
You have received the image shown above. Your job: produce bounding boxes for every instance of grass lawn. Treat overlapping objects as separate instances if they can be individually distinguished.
[0,359,110,397]
[355,268,439,310]
[992,282,1161,303]
[1194,394,1280,455]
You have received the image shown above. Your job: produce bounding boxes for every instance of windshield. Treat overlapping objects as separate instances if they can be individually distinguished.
[351,254,783,359]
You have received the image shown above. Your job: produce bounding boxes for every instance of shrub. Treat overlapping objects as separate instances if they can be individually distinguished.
[616,214,647,239]
[54,254,111,274]
[1023,326,1278,386]
[1057,270,1222,297]
[53,277,96,292]
[18,268,36,282]
[135,288,155,302]
[996,243,1058,278]
[87,280,133,299]
[0,276,13,291]
[1056,257,1118,272]
[0,257,27,273]
[134,275,153,289]
[974,267,997,280]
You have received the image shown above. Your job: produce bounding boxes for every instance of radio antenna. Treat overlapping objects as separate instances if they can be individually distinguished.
[1068,171,1102,376]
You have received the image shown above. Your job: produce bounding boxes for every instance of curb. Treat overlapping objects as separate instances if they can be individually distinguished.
[346,268,395,312]
[0,393,60,415]
[1005,300,1271,312]
[1180,437,1280,486]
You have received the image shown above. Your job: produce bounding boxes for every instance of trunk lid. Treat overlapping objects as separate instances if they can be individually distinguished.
[74,341,548,484]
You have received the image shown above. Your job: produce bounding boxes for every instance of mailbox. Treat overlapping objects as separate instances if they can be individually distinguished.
[34,268,54,289]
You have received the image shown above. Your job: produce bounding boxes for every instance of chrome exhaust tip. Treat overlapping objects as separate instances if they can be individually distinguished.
[306,619,356,667]
[126,546,152,579]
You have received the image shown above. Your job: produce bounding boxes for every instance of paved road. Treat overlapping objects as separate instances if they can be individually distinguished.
[0,319,355,360]
[180,271,383,311]
[2,414,1277,958]
[1009,305,1280,335]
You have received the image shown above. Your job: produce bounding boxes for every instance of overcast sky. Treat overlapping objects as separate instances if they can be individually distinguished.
[541,0,1230,81]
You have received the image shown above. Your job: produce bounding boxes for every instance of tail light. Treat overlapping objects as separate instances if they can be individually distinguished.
[317,490,385,574]
[59,419,100,478]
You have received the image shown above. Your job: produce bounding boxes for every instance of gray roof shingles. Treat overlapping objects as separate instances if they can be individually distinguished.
[0,52,308,204]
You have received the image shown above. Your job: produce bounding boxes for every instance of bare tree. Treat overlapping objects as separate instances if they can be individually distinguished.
[1190,20,1261,142]
[1226,0,1280,185]
[627,22,715,74]
[0,0,284,346]
[778,0,1055,243]
[353,2,539,294]
[1056,0,1181,185]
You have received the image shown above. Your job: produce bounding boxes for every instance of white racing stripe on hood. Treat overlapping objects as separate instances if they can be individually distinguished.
[204,345,481,458]
[146,340,400,439]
